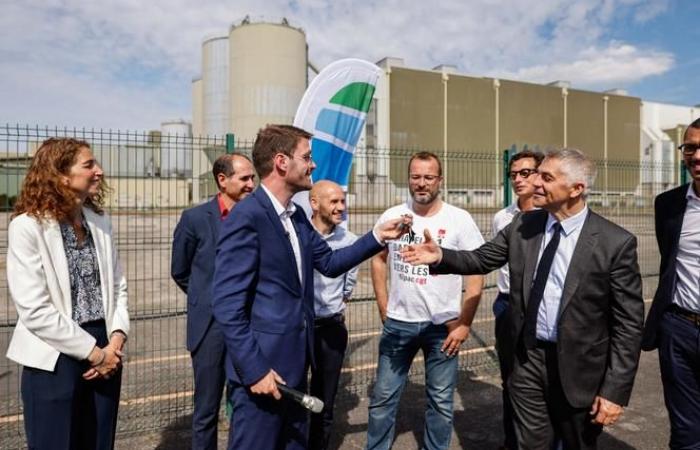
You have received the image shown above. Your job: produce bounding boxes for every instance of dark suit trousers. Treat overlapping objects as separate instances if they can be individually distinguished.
[494,293,518,450]
[658,309,700,449]
[509,342,602,450]
[309,314,349,450]
[227,378,309,450]
[191,320,227,450]
[21,320,122,450]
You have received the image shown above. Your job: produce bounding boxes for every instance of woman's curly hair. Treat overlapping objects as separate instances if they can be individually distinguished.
[13,138,107,221]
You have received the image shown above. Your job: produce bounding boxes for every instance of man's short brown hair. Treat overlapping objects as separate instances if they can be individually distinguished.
[407,151,442,176]
[252,125,313,178]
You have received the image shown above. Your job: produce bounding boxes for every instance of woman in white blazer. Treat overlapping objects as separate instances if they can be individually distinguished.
[6,138,129,450]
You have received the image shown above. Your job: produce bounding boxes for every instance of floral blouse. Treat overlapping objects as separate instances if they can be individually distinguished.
[60,217,104,324]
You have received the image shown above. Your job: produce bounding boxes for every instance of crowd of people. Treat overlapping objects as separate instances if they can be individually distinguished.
[5,118,700,450]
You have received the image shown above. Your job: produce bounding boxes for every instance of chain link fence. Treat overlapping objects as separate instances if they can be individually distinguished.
[0,124,674,447]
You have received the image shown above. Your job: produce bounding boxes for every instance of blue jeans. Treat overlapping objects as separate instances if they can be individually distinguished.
[366,318,458,450]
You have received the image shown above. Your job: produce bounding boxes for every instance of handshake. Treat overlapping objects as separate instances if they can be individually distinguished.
[374,215,444,265]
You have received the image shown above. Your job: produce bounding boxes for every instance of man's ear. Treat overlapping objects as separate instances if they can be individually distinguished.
[273,153,288,174]
[216,173,227,188]
[570,182,585,198]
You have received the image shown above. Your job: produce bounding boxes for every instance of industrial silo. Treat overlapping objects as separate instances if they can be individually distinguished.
[228,19,307,142]
[191,76,204,138]
[160,120,192,177]
[202,34,230,137]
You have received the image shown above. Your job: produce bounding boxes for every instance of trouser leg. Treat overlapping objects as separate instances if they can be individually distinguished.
[309,318,348,450]
[366,318,421,450]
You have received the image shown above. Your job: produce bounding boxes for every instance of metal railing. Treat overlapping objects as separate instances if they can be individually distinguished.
[0,124,671,447]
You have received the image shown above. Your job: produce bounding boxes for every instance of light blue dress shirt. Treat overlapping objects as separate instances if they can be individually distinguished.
[672,184,700,313]
[535,206,589,342]
[312,225,359,318]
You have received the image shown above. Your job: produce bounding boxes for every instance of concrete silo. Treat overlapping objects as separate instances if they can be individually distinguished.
[191,76,204,138]
[228,20,307,142]
[202,34,230,137]
[160,120,192,177]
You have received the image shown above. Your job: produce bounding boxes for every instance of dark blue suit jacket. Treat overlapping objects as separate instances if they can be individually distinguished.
[212,188,383,388]
[642,183,689,350]
[172,197,222,352]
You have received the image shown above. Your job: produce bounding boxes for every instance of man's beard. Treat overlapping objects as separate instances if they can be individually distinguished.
[410,189,439,205]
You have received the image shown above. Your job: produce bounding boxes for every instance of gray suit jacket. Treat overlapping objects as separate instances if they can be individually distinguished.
[433,209,644,408]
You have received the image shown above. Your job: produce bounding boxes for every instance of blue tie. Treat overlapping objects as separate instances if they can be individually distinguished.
[524,222,562,349]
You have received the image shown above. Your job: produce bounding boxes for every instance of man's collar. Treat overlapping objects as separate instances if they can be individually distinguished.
[311,220,336,238]
[260,183,296,217]
[686,183,700,201]
[546,205,588,236]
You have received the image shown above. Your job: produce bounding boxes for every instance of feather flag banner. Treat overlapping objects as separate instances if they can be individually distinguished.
[294,58,382,188]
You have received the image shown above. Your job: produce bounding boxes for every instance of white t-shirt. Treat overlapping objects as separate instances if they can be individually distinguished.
[377,201,485,324]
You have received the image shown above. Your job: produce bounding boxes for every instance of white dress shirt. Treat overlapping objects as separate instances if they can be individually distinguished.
[536,206,588,342]
[492,202,521,294]
[672,184,700,313]
[260,184,303,283]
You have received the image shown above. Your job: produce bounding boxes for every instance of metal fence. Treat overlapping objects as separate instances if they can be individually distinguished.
[0,124,675,447]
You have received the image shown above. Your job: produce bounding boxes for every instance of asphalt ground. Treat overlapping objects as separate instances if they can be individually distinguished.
[114,348,670,449]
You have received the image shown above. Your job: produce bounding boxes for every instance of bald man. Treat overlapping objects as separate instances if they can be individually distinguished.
[308,180,359,450]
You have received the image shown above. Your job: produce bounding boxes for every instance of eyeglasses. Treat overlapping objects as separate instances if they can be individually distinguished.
[286,153,314,163]
[409,174,441,183]
[678,143,700,156]
[509,168,538,180]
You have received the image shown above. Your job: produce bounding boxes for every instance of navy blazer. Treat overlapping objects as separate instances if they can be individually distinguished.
[642,184,690,351]
[172,197,222,352]
[211,188,383,388]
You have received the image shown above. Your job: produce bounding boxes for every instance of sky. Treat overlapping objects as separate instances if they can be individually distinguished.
[0,0,697,131]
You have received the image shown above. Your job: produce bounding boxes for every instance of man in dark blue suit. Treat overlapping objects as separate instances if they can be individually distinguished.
[172,153,255,450]
[212,125,411,450]
[642,118,700,449]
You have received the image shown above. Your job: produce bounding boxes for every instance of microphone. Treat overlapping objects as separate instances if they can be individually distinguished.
[276,382,324,413]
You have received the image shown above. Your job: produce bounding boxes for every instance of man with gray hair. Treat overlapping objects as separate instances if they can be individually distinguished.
[402,148,644,449]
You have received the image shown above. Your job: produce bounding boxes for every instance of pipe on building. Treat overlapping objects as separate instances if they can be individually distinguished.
[442,70,449,201]
[603,95,609,205]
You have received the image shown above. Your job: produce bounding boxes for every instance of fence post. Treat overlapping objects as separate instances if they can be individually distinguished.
[226,133,235,154]
[680,160,688,185]
[503,149,511,208]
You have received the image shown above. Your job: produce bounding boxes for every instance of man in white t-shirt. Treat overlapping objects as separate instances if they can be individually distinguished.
[491,150,543,450]
[365,151,485,450]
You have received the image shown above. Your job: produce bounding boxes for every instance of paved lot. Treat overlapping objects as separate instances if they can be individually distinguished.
[115,349,669,449]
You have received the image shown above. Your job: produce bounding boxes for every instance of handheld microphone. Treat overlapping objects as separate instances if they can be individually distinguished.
[276,382,324,413]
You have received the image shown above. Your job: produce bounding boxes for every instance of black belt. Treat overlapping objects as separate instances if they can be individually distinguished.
[314,312,345,326]
[669,304,700,326]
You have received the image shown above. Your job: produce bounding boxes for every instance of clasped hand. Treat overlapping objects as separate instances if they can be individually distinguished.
[82,334,126,381]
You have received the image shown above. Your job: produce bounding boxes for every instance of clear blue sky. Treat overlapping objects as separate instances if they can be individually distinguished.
[0,0,696,130]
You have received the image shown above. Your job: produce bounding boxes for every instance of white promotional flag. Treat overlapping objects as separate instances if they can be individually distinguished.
[293,58,382,217]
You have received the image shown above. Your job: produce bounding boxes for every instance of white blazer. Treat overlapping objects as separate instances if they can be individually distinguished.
[6,208,129,371]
